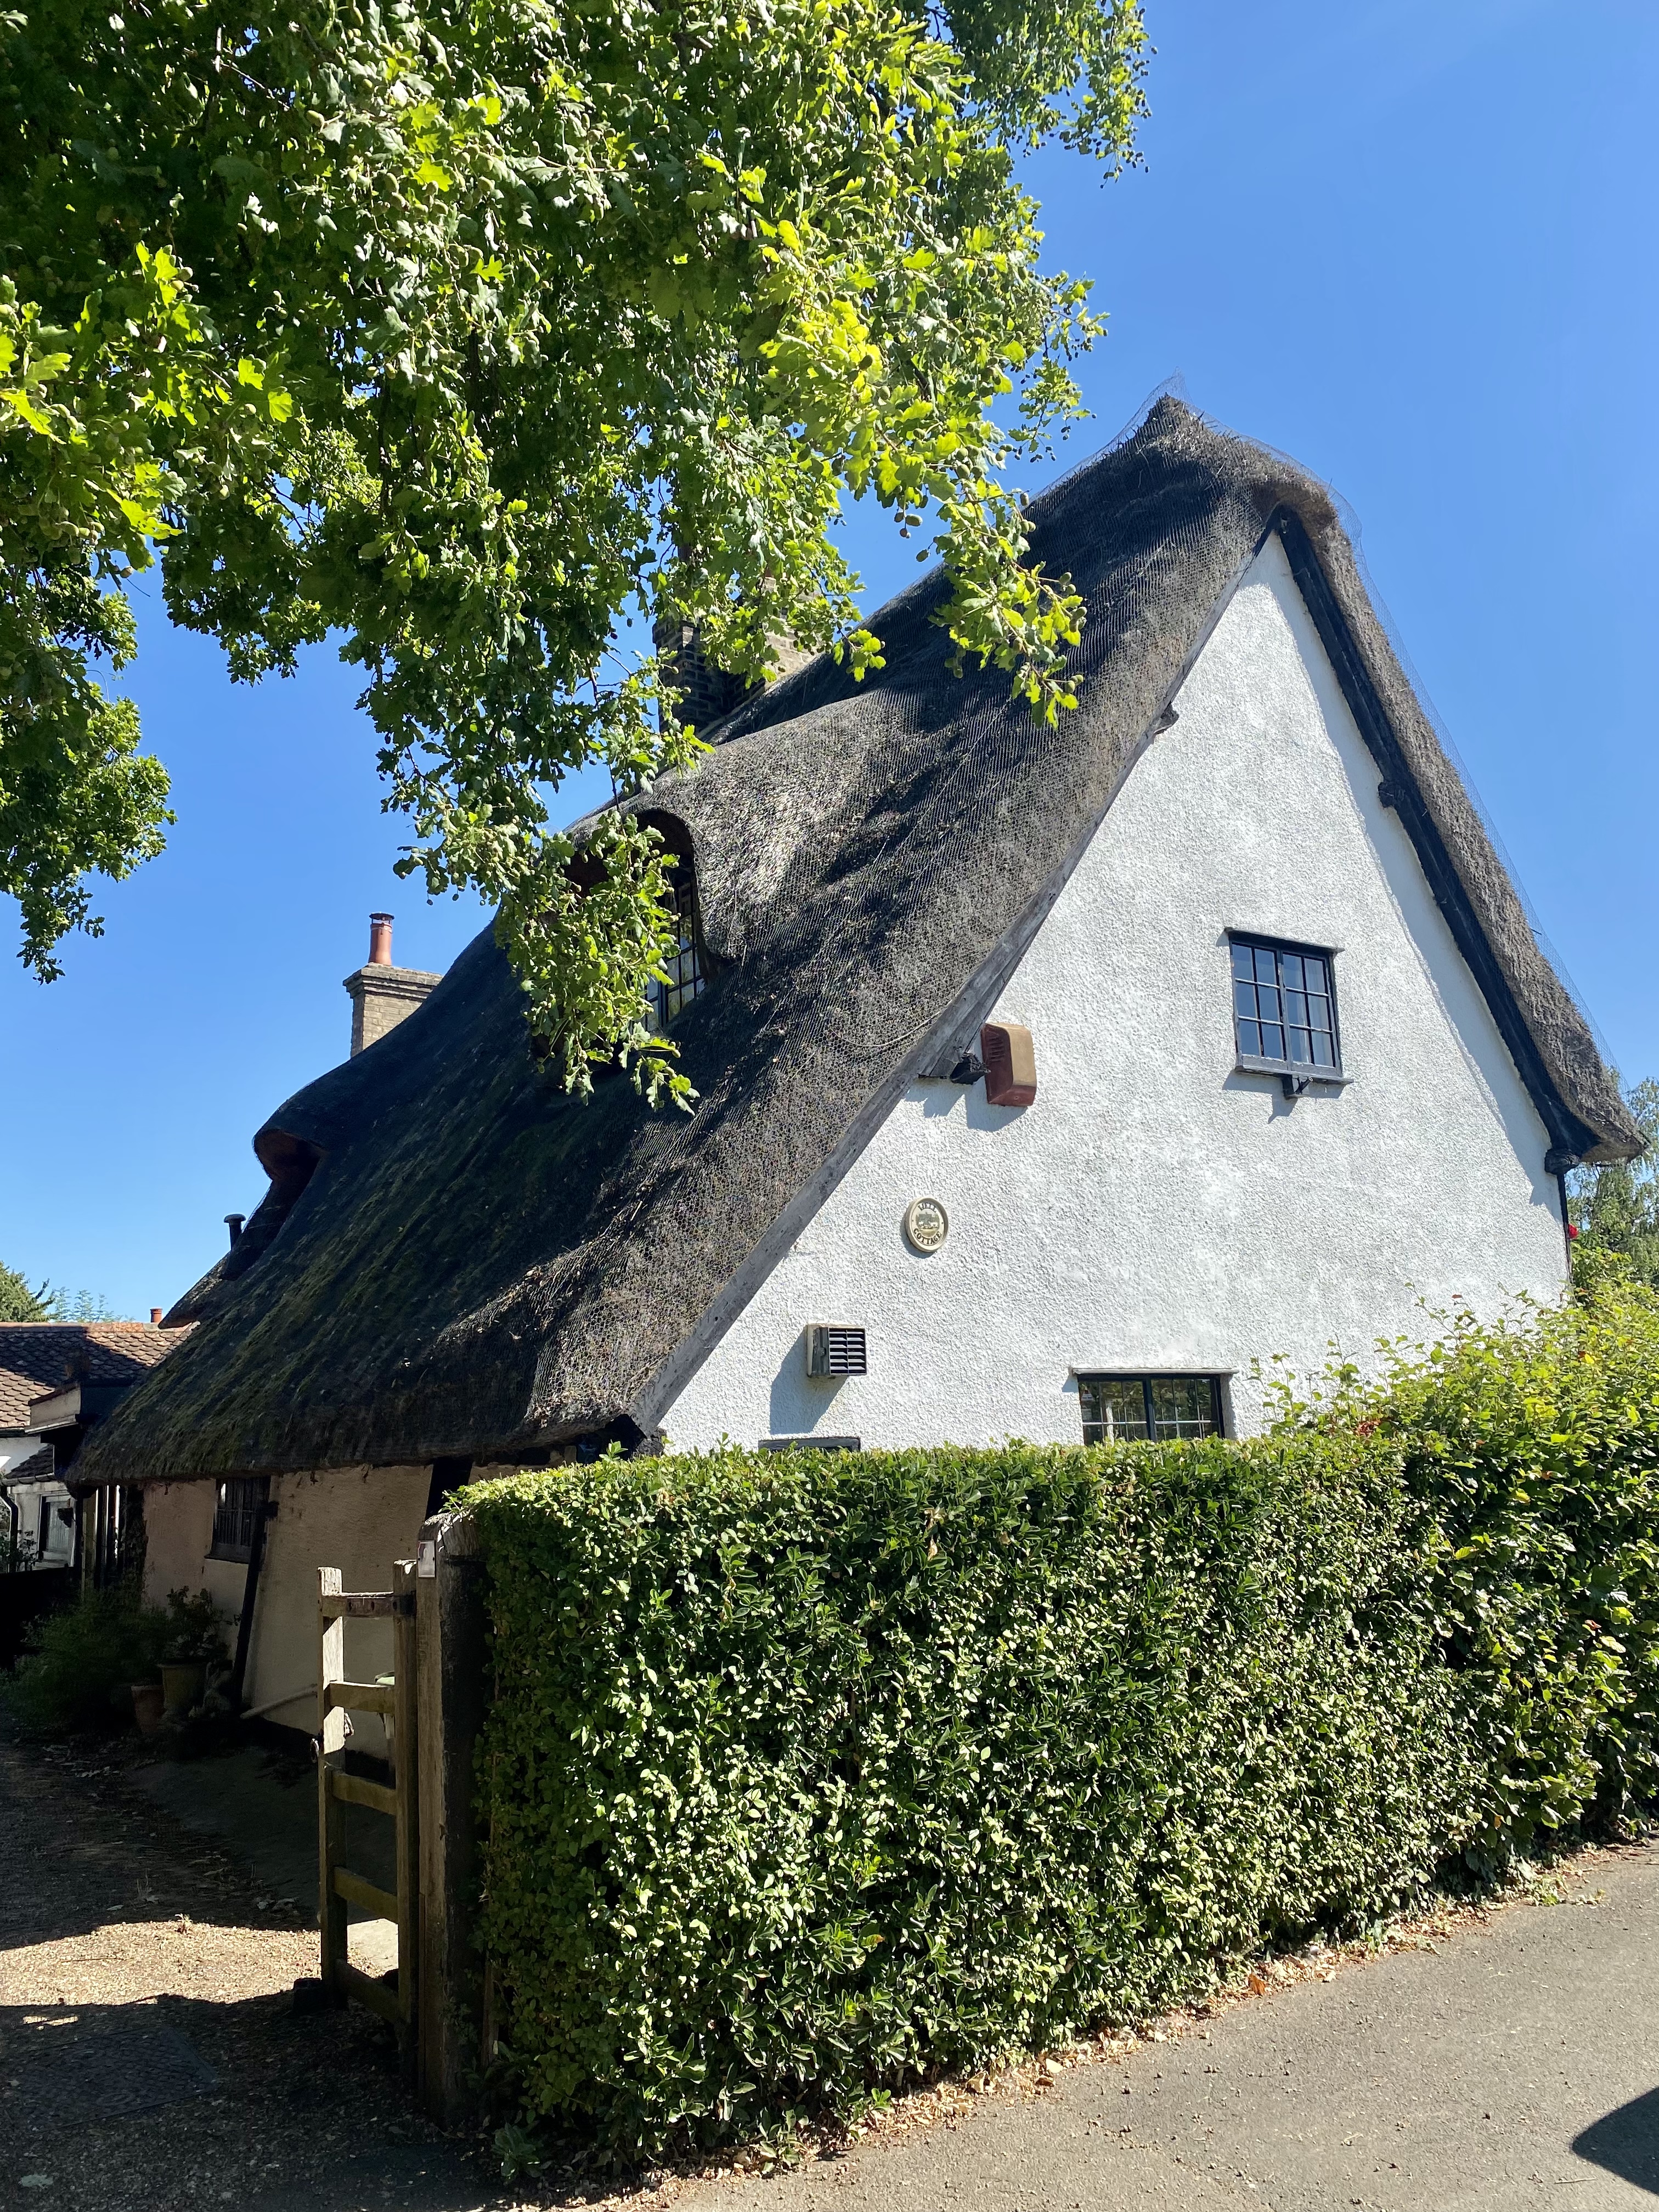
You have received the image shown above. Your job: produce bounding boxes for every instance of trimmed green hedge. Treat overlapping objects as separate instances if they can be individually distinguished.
[464,1264,1659,2158]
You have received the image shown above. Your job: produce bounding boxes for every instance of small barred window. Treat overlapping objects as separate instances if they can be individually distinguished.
[646,868,706,1031]
[210,1477,264,1562]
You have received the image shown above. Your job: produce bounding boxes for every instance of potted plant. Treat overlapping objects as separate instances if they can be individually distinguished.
[157,1589,227,1719]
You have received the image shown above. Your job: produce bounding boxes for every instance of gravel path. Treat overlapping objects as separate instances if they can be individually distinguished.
[0,1729,502,2210]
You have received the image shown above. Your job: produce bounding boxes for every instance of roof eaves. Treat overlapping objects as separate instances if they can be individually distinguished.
[1273,504,1639,1166]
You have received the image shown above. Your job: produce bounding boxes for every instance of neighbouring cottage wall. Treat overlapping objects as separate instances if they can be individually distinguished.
[249,1465,431,1747]
[141,1464,431,1751]
[3,1476,75,1564]
[662,535,1567,1453]
[141,1480,234,1611]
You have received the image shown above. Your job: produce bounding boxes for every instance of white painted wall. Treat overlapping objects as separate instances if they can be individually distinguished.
[1,1475,75,1564]
[662,535,1568,1451]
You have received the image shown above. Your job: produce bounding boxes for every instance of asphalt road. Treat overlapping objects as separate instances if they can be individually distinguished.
[684,1844,1659,2212]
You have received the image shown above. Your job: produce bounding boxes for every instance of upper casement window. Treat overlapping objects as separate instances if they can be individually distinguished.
[646,865,706,1032]
[1228,933,1343,1086]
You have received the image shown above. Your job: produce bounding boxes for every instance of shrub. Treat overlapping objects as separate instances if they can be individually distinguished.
[2,1583,229,1735]
[2,1587,167,1734]
[1268,1253,1659,1852]
[157,1587,229,1668]
[462,1265,1659,2160]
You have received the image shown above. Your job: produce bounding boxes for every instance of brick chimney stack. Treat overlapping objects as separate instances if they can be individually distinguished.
[343,911,443,1056]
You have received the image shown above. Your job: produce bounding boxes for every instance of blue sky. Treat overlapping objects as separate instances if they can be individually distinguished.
[4,0,1654,1317]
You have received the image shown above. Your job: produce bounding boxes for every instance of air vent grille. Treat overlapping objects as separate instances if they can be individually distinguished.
[806,1324,868,1377]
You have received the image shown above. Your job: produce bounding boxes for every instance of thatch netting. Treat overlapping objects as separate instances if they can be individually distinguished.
[75,400,1640,1482]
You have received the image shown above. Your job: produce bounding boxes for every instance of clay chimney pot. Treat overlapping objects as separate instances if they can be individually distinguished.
[368,912,394,966]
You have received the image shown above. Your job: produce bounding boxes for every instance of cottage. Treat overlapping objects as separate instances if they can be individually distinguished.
[73,399,1641,1739]
[0,1322,179,1575]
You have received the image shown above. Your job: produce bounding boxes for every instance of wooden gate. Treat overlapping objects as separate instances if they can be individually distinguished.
[317,1564,419,2049]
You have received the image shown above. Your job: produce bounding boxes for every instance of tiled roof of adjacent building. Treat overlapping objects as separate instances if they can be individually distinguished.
[0,1323,184,1432]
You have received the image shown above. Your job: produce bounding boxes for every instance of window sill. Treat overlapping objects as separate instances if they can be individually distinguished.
[1234,1055,1352,1089]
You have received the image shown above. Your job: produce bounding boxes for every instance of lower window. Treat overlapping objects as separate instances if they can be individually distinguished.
[1079,1374,1224,1443]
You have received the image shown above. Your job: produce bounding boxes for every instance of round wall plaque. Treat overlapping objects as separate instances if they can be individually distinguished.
[902,1197,950,1254]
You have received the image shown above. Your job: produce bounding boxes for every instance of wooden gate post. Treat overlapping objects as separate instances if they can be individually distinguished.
[414,1509,490,2123]
[317,1567,348,1996]
[392,1554,420,2067]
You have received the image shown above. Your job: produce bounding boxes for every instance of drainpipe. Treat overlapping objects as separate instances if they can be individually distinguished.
[230,1479,275,1714]
[1545,1149,1581,1279]
[2,1488,18,1574]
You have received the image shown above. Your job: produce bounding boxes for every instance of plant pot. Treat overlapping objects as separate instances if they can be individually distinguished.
[132,1682,166,1738]
[159,1662,206,1719]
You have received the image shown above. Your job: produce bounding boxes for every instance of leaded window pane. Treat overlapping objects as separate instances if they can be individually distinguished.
[1148,1379,1218,1438]
[645,869,707,1031]
[1080,1378,1151,1444]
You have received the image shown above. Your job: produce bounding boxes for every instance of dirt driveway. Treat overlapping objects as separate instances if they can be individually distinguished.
[0,1729,502,2211]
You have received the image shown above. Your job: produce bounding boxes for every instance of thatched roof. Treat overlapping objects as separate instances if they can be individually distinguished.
[75,400,1641,1484]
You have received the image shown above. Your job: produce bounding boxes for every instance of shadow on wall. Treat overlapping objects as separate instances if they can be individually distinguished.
[768,1334,849,1438]
[917,1080,1027,1131]
[1574,2087,1659,2197]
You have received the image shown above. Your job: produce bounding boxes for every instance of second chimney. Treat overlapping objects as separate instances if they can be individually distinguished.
[343,912,443,1056]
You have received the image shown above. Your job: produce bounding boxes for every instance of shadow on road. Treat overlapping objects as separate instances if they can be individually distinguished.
[1573,2086,1659,2197]
[240,2145,503,2210]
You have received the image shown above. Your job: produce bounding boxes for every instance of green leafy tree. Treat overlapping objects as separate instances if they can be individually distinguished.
[0,0,1147,1101]
[50,1286,122,1322]
[0,1265,122,1321]
[1570,1079,1659,1286]
[0,1260,53,1321]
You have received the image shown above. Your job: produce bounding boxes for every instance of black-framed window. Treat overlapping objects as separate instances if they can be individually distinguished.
[210,1477,263,1562]
[646,867,706,1031]
[1229,935,1341,1076]
[1079,1375,1224,1443]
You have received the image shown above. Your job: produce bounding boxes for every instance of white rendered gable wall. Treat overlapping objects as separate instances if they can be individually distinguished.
[661,535,1568,1450]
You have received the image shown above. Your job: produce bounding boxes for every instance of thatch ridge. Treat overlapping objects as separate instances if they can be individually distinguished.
[74,400,1640,1483]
